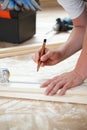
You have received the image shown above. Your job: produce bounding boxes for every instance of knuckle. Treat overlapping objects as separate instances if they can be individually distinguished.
[52,88,57,94]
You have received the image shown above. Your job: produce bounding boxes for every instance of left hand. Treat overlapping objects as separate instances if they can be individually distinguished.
[40,70,84,96]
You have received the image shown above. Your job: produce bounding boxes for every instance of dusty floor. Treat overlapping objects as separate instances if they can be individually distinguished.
[0,99,87,130]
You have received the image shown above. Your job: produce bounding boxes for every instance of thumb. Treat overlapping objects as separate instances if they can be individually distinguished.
[41,51,51,62]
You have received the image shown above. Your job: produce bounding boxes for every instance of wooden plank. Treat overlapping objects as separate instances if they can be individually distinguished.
[0,90,87,104]
[0,83,87,104]
[0,43,63,58]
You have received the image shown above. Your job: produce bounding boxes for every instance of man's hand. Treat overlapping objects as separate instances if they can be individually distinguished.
[1,0,41,11]
[32,48,63,67]
[40,70,84,96]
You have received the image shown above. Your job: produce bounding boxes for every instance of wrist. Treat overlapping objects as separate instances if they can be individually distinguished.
[56,48,65,62]
[74,69,85,81]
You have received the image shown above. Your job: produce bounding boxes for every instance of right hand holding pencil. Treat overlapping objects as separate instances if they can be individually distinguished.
[32,48,63,67]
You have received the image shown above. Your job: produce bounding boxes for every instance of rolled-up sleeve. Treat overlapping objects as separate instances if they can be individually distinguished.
[57,0,85,19]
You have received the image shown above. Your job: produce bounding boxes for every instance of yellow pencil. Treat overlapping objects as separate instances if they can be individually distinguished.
[37,39,47,72]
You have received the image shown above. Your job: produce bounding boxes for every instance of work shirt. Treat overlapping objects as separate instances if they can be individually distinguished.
[57,0,86,19]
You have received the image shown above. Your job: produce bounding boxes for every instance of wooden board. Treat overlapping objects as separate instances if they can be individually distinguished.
[0,44,87,104]
[0,78,87,104]
[0,81,87,103]
[0,42,63,58]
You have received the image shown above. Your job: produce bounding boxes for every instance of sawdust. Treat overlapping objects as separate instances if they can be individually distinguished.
[0,99,87,130]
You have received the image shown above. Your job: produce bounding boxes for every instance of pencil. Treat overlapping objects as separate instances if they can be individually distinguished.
[37,39,47,72]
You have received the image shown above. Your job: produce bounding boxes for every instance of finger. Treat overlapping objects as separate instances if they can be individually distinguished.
[59,83,69,96]
[44,80,58,95]
[41,76,62,88]
[47,81,64,96]
[40,62,45,67]
[40,79,52,88]
[41,51,51,62]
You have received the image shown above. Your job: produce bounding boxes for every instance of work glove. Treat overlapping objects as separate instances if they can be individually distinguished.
[0,0,41,11]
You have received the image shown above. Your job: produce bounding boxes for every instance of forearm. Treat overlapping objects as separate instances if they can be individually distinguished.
[58,7,87,61]
[75,26,87,80]
[58,26,86,60]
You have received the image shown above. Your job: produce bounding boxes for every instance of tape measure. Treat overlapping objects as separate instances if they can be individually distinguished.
[0,68,10,83]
